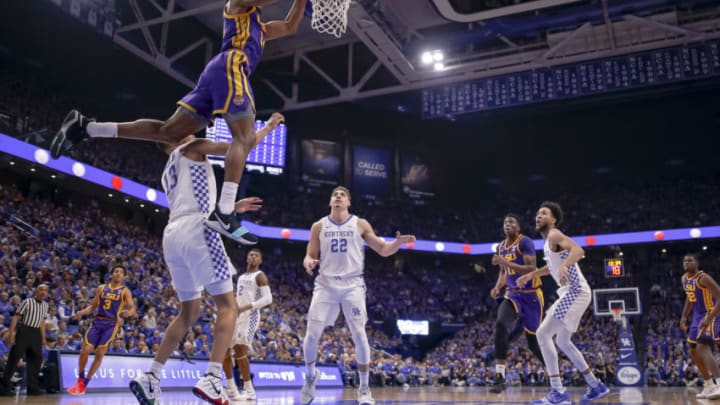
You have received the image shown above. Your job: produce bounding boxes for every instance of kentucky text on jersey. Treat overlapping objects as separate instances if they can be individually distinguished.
[323,230,354,238]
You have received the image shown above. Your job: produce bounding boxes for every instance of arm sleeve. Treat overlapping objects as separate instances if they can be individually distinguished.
[519,237,536,256]
[251,286,273,310]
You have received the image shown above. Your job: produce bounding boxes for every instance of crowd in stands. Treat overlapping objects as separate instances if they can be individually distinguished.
[2,179,717,390]
[3,58,719,245]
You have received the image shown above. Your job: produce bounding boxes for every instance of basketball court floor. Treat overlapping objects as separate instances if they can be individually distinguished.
[3,386,712,404]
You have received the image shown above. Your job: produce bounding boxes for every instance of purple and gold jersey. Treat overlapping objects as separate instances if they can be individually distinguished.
[683,271,714,315]
[498,235,540,290]
[96,284,126,320]
[221,6,266,75]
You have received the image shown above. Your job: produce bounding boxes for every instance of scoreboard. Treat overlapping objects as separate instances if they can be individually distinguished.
[422,39,720,118]
[604,258,625,278]
[206,118,286,175]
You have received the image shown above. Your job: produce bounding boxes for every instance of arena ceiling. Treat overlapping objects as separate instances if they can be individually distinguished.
[108,0,720,114]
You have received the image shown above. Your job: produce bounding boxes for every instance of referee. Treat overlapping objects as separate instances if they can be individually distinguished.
[0,284,49,396]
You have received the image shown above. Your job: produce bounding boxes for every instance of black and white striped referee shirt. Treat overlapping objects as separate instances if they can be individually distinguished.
[15,297,49,329]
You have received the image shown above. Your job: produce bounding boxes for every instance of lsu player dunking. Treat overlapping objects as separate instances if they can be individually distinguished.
[301,186,416,405]
[489,214,544,393]
[68,265,136,395]
[50,0,307,243]
[517,202,608,404]
[681,253,720,399]
[222,248,273,401]
[128,115,280,405]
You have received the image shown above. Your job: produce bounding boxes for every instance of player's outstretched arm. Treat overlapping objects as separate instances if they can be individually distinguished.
[264,0,308,40]
[303,221,322,275]
[359,219,416,257]
[183,112,284,161]
[516,266,550,288]
[76,286,102,319]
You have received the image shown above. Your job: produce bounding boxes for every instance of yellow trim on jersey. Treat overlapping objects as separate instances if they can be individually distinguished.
[215,50,235,115]
[524,328,536,335]
[177,101,197,113]
[232,51,245,100]
[255,11,266,47]
[515,235,525,255]
[213,51,247,115]
[241,66,255,113]
[231,11,252,50]
[504,294,520,313]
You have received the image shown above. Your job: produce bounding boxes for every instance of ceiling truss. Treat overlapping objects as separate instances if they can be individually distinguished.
[112,1,720,113]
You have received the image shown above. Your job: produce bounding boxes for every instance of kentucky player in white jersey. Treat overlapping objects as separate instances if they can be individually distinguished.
[129,113,283,405]
[517,201,609,404]
[223,248,272,401]
[300,186,416,405]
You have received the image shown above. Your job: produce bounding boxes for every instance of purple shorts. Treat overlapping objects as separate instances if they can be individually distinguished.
[688,312,720,344]
[85,319,119,348]
[178,50,255,121]
[505,289,544,334]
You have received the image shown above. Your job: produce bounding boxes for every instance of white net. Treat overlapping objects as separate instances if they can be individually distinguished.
[611,308,627,329]
[310,0,351,38]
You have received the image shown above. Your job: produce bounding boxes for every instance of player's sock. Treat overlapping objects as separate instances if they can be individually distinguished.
[244,380,254,390]
[148,360,164,377]
[583,370,600,388]
[550,376,564,391]
[227,378,237,391]
[359,371,369,388]
[206,361,222,377]
[87,122,118,138]
[218,182,239,215]
[79,370,85,379]
[82,377,90,386]
[306,361,316,378]
[495,364,506,378]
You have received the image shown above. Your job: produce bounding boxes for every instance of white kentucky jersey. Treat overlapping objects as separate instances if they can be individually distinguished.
[317,215,365,287]
[543,238,589,290]
[161,139,217,222]
[236,270,263,307]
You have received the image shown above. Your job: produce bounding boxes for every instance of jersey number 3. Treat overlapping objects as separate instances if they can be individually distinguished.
[331,238,347,252]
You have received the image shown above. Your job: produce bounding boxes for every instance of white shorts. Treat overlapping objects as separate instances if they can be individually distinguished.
[232,309,260,346]
[547,285,592,332]
[163,215,235,302]
[307,280,367,327]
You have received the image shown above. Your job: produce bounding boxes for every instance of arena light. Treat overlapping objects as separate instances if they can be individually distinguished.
[3,133,720,256]
[433,62,445,71]
[421,51,434,65]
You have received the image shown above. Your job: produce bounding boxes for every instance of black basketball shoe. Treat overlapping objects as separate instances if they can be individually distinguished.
[50,109,92,159]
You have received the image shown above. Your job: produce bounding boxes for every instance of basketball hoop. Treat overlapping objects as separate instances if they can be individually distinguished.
[309,0,350,38]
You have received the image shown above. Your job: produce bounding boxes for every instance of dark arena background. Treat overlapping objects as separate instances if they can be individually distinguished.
[1,0,720,404]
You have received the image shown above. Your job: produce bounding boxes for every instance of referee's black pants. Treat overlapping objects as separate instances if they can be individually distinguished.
[2,326,42,392]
